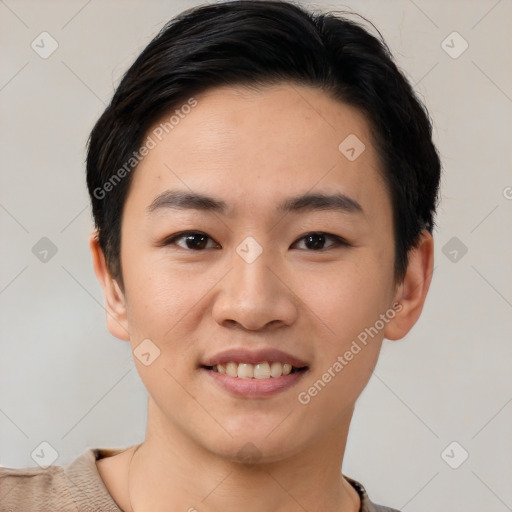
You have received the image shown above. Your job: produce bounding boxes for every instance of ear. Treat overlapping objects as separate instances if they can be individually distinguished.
[384,230,434,341]
[89,231,130,341]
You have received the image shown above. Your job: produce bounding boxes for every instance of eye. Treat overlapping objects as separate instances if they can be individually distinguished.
[292,232,350,251]
[162,231,219,250]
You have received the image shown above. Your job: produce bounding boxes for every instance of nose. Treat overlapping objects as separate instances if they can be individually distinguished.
[211,243,299,332]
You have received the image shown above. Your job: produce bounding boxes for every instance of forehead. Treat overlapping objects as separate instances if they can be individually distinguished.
[124,83,388,220]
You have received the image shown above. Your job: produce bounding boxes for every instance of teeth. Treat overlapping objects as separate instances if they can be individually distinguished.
[237,363,253,379]
[213,361,298,379]
[254,362,271,379]
[225,362,238,378]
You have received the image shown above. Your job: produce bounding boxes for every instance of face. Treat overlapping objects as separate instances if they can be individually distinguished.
[104,83,404,461]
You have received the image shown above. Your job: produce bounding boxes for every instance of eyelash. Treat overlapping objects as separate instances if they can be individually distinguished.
[161,231,351,251]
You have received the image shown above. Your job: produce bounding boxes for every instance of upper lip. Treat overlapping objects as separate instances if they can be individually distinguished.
[201,347,309,368]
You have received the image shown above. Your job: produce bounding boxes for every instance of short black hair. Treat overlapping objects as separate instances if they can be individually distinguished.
[86,0,441,289]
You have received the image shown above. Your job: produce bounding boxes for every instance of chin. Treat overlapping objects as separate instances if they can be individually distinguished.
[202,430,304,466]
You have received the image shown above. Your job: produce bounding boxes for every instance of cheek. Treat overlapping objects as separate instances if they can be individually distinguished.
[122,265,205,403]
[124,268,196,339]
[122,253,226,369]
[293,263,389,417]
[122,249,180,335]
[296,257,392,343]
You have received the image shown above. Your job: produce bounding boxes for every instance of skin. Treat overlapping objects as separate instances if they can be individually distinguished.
[90,83,434,512]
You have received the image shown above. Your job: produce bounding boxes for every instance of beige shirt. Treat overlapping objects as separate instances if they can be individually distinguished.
[0,447,400,511]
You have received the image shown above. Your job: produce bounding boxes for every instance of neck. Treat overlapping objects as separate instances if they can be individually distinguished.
[127,399,360,512]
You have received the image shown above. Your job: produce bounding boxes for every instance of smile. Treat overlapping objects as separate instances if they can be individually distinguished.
[201,364,309,398]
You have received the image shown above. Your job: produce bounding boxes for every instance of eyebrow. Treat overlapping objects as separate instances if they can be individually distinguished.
[146,190,363,216]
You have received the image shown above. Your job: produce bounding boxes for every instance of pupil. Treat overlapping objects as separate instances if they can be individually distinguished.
[186,234,207,250]
[306,234,325,250]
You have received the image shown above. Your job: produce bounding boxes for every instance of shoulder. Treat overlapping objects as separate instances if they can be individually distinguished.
[0,447,125,512]
[0,464,67,509]
[344,475,402,512]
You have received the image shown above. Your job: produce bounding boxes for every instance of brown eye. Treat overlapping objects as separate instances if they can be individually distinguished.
[293,232,349,251]
[164,231,219,250]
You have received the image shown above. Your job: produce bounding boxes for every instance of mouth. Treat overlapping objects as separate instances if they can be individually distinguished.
[199,348,310,397]
[200,347,309,397]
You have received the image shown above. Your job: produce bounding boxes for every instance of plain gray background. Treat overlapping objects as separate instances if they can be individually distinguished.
[1,1,511,511]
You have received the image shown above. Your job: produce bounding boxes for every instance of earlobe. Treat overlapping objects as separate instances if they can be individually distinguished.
[384,230,434,341]
[89,231,131,341]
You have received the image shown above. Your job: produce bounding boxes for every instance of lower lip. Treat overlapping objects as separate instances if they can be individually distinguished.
[200,367,308,397]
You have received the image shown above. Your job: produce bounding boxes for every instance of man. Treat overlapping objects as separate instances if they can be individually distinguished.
[0,2,440,511]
